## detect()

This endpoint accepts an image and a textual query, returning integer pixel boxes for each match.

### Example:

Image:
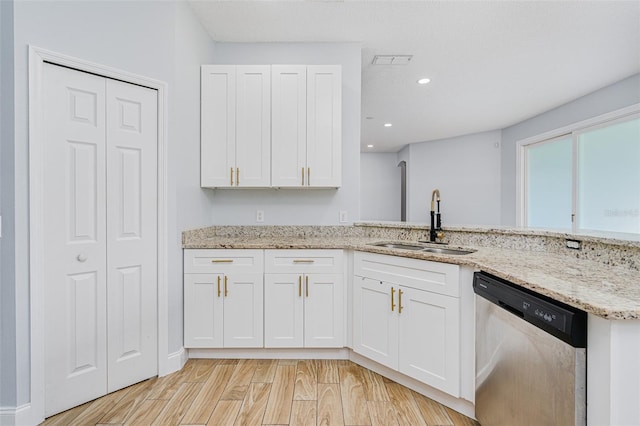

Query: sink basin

[370,242,475,255]
[372,242,426,251]
[420,247,476,255]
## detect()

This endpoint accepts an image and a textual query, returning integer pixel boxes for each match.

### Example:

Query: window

[520,108,640,237]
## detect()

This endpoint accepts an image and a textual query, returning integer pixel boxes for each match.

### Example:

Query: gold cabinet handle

[305,275,309,297]
[298,276,302,297]
[398,289,404,314]
[211,259,234,263]
[302,167,305,186]
[236,167,240,186]
[217,276,221,298]
[391,287,396,312]
[307,167,310,186]
[230,167,234,186]
[293,259,315,264]
[224,275,228,297]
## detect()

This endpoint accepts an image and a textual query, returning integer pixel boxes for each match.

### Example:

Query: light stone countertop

[183,233,640,320]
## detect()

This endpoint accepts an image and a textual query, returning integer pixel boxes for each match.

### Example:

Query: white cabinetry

[264,250,344,348]
[353,252,461,397]
[271,65,342,188]
[201,65,271,188]
[184,250,264,348]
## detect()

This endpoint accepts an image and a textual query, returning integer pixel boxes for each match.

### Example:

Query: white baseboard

[188,347,350,360]
[0,404,35,426]
[164,347,188,377]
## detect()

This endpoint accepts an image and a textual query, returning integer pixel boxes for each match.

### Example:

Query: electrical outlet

[256,210,264,223]
[339,210,348,223]
[566,239,581,250]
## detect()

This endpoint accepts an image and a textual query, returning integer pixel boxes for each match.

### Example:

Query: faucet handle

[436,231,445,241]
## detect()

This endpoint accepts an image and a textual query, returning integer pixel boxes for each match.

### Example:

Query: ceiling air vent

[372,55,413,65]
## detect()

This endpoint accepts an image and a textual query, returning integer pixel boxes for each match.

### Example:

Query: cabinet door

[352,276,398,369]
[398,287,460,397]
[201,65,235,188]
[271,66,307,187]
[306,65,341,187]
[236,65,271,187]
[304,274,344,348]
[184,274,224,348]
[264,274,304,348]
[223,273,264,347]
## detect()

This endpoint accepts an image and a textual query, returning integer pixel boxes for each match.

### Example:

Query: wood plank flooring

[42,359,478,426]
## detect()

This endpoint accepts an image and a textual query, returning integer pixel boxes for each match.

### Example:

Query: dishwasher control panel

[473,272,587,348]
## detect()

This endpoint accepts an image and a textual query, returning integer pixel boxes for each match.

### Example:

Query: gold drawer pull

[298,276,302,297]
[293,259,315,264]
[211,259,234,263]
[217,276,221,298]
[302,167,305,186]
[305,276,309,297]
[230,167,234,186]
[236,168,240,186]
[398,289,404,314]
[224,275,228,297]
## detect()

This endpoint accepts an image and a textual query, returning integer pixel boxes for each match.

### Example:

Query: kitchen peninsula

[183,222,640,424]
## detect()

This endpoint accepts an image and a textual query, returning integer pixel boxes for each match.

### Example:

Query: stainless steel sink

[370,242,475,255]
[420,247,475,255]
[372,242,426,251]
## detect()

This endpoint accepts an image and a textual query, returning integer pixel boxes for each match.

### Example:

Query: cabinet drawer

[184,249,264,274]
[265,249,343,273]
[354,251,460,297]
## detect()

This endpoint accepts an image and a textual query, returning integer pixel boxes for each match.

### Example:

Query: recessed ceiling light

[384,123,393,127]
[367,144,374,148]
[366,116,374,120]
[417,78,431,85]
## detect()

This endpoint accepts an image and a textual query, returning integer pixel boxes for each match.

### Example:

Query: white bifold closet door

[43,63,158,417]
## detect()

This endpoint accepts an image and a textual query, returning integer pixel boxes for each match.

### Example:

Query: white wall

[360,153,401,221]
[7,0,215,410]
[0,0,17,409]
[407,130,502,225]
[501,73,640,226]
[205,42,361,225]
[168,1,217,364]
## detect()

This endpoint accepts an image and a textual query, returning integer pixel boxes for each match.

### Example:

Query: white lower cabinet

[264,250,344,348]
[353,251,461,397]
[352,277,398,366]
[397,286,460,396]
[184,250,264,348]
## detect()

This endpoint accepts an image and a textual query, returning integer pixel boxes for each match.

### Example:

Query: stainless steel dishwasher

[474,272,587,426]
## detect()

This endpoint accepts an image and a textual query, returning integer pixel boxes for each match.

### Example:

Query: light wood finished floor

[42,359,479,426]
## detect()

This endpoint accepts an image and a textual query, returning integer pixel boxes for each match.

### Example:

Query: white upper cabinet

[305,65,342,188]
[201,65,271,188]
[271,65,307,187]
[202,64,341,189]
[271,65,342,188]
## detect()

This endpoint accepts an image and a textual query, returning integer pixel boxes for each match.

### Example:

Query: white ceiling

[188,0,640,152]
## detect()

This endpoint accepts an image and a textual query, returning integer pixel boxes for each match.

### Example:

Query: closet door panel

[106,79,158,392]
[43,63,108,416]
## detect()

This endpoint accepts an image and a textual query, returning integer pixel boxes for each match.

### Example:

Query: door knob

[76,254,87,262]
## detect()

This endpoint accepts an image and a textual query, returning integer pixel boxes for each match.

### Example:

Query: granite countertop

[183,234,640,320]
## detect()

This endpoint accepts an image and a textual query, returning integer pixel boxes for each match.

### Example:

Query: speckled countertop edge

[183,234,640,320]
[355,221,640,248]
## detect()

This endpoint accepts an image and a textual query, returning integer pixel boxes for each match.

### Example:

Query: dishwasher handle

[498,300,525,318]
